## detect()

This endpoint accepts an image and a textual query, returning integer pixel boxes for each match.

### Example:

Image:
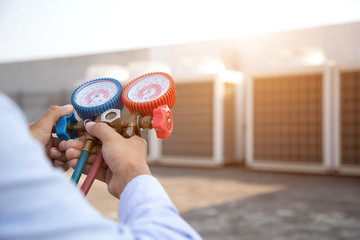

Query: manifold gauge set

[53,72,177,195]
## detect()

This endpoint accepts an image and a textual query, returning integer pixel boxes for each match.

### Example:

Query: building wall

[0,49,149,121]
[0,21,359,132]
[149,21,360,76]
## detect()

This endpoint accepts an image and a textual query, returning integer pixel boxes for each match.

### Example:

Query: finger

[65,148,82,161]
[53,160,70,171]
[38,105,74,130]
[49,147,67,160]
[85,122,120,143]
[59,139,101,154]
[68,151,107,168]
[69,158,78,169]
[59,139,84,152]
[65,145,102,162]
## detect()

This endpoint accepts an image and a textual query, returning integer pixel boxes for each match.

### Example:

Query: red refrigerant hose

[80,151,104,196]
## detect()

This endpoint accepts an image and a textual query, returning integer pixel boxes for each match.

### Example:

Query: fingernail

[62,104,73,110]
[50,148,61,158]
[86,121,96,128]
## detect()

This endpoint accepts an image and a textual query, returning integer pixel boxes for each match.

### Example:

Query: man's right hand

[59,122,151,199]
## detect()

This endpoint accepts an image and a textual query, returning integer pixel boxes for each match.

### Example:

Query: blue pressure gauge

[71,78,124,120]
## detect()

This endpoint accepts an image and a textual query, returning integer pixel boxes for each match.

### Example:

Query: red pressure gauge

[122,72,176,116]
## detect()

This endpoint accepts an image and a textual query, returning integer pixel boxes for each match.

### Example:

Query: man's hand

[59,122,151,198]
[29,105,74,170]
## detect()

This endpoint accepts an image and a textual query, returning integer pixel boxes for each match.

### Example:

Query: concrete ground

[82,165,360,240]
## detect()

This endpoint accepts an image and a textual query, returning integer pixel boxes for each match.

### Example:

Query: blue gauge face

[127,73,170,102]
[71,78,124,120]
[74,80,119,107]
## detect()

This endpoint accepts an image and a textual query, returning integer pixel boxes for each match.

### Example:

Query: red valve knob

[153,105,173,139]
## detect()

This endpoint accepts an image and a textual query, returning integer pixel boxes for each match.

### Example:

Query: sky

[0,0,360,63]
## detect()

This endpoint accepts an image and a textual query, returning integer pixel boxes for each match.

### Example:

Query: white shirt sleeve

[0,93,201,240]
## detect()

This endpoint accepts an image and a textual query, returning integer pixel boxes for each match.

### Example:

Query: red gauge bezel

[122,72,176,116]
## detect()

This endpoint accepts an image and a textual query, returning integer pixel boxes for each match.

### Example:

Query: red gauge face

[136,83,162,101]
[122,72,176,116]
[126,74,170,103]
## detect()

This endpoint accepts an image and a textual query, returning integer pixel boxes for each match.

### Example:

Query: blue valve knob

[56,112,79,141]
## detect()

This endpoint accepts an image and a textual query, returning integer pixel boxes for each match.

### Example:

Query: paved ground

[83,165,360,240]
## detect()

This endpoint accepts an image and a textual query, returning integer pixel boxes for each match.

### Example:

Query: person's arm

[0,93,201,240]
[62,120,202,239]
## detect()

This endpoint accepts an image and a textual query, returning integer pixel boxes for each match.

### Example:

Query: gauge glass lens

[75,80,118,107]
[127,74,170,102]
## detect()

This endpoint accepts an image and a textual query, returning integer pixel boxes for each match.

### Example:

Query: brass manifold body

[67,109,154,139]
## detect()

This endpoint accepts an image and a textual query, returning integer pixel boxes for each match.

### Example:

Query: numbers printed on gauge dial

[127,74,170,102]
[75,80,119,107]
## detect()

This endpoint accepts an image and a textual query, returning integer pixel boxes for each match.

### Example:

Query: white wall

[149,22,360,76]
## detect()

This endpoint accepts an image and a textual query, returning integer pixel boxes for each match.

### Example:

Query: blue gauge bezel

[71,77,124,120]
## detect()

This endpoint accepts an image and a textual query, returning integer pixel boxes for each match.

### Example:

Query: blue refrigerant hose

[71,150,90,184]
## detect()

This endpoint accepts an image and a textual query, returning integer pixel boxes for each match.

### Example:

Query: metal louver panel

[253,74,323,163]
[163,81,214,158]
[340,71,360,165]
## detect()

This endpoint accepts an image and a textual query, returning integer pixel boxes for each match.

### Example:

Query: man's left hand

[29,105,74,170]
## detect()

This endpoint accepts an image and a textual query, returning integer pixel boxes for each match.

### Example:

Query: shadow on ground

[150,165,360,240]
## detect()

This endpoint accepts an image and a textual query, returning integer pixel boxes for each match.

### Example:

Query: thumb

[38,104,74,128]
[85,121,119,143]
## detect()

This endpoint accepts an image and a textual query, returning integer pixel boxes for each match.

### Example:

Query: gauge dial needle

[89,93,100,104]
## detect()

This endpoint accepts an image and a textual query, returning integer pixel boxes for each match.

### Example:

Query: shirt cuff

[118,174,177,223]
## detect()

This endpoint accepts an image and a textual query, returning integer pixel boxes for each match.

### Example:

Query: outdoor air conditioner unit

[245,64,335,173]
[333,66,360,175]
[147,70,245,167]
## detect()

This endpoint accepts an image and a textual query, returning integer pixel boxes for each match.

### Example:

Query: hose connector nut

[100,109,122,126]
